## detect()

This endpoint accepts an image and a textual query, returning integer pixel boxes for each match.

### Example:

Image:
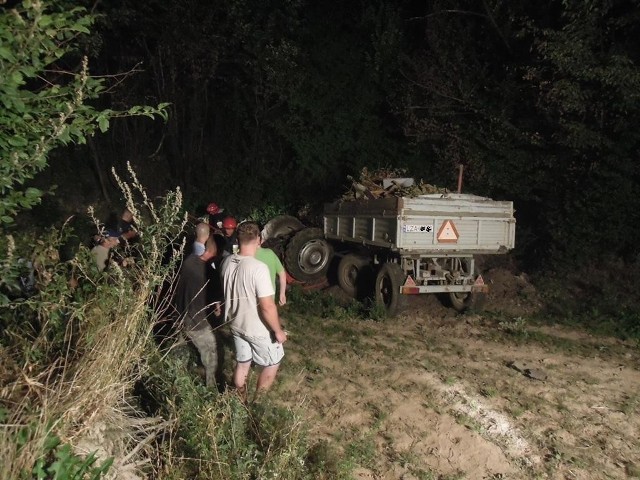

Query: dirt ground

[273,268,640,479]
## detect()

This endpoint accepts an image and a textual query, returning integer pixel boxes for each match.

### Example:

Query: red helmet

[206,202,220,215]
[222,217,237,229]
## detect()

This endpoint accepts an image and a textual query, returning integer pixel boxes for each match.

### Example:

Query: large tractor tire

[261,215,306,241]
[337,253,371,297]
[284,228,333,282]
[374,263,406,316]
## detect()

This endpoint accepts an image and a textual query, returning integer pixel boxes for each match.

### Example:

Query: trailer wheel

[440,257,486,312]
[337,254,370,297]
[284,228,333,282]
[448,291,472,312]
[374,263,405,316]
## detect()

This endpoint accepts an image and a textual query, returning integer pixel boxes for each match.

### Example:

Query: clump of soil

[482,267,542,316]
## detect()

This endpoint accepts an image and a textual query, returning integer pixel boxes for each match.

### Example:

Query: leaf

[74,451,98,477]
[32,459,47,480]
[98,116,109,133]
[25,187,42,199]
[43,434,61,452]
[0,46,15,61]
[39,15,52,27]
[10,70,23,84]
[8,136,28,147]
[72,24,90,34]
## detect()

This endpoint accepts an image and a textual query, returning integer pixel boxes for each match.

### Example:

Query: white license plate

[403,224,433,233]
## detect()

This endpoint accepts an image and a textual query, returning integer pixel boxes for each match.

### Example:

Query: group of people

[90,202,288,400]
[174,205,288,401]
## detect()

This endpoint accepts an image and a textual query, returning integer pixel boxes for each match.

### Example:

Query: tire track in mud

[277,304,640,479]
[280,319,534,478]
[393,314,640,480]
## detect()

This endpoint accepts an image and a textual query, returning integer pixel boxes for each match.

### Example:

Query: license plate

[403,224,433,233]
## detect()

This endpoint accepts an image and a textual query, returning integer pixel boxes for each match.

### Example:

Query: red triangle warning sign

[474,275,485,286]
[437,220,459,243]
[403,275,416,286]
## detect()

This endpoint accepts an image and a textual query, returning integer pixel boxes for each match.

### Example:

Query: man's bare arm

[277,271,287,306]
[258,296,287,343]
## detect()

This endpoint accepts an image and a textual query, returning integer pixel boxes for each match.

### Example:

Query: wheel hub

[299,241,329,273]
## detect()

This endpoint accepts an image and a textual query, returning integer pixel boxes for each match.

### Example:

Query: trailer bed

[324,194,515,255]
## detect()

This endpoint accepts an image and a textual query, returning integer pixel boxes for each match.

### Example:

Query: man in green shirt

[255,242,287,306]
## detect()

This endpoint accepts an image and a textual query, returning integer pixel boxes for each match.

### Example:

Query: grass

[453,412,484,434]
[534,265,640,343]
[207,264,640,478]
[482,311,628,358]
[479,385,498,398]
[392,448,439,480]
[345,433,378,468]
[444,376,458,386]
[620,393,640,415]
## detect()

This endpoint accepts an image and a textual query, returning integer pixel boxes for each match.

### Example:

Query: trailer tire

[284,228,333,282]
[374,263,405,316]
[448,289,488,312]
[448,291,472,312]
[337,254,370,297]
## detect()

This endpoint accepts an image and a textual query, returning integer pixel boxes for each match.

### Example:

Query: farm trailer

[263,193,515,314]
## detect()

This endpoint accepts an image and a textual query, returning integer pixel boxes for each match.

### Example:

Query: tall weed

[0,166,186,479]
[1,165,343,480]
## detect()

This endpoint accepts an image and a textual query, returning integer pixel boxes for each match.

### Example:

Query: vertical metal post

[457,164,464,193]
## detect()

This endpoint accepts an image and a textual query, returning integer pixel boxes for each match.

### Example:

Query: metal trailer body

[323,194,515,304]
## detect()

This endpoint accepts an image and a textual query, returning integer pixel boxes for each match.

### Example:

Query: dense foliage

[0,0,167,227]
[0,0,168,302]
[398,0,640,263]
[76,0,640,266]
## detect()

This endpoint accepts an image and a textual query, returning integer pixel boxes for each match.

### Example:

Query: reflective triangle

[437,220,459,243]
[404,275,416,286]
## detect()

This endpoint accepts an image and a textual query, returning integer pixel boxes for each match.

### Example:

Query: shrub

[0,171,186,479]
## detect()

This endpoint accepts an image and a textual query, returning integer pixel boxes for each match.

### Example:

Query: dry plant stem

[1,174,187,480]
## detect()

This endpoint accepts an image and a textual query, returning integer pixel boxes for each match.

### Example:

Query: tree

[0,0,167,301]
[0,0,168,225]
[396,0,640,264]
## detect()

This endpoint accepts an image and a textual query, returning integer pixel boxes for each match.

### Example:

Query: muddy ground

[271,269,640,479]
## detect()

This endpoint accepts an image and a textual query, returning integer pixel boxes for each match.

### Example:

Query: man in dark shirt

[221,216,239,256]
[173,237,220,388]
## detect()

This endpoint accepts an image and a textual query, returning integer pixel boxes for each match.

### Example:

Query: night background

[10,0,640,265]
[2,1,640,479]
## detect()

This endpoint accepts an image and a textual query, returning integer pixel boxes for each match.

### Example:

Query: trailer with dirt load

[263,191,516,315]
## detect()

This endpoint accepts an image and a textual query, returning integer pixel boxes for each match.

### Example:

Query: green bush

[537,259,640,342]
[0,174,187,479]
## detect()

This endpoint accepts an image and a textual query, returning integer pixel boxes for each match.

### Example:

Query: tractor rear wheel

[284,228,333,282]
